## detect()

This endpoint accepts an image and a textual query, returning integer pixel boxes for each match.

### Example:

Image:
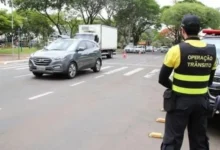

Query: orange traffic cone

[123,51,127,58]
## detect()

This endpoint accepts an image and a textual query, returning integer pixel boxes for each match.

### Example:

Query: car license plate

[36,66,46,71]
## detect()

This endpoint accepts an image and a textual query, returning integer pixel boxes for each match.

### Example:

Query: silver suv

[29,38,102,79]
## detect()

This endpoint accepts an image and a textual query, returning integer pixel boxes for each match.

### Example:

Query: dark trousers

[161,95,210,150]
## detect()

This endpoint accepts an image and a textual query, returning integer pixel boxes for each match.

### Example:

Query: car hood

[32,50,69,58]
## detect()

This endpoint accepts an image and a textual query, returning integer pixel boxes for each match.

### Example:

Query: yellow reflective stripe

[172,85,208,94]
[173,73,210,82]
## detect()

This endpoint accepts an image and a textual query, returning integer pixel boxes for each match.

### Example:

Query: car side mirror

[77,46,85,51]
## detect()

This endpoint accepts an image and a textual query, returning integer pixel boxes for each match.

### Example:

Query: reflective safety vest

[172,42,216,95]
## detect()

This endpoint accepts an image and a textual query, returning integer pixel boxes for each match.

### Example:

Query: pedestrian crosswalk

[0,63,28,70]
[0,63,161,79]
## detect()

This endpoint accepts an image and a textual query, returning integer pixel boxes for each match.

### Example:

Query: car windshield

[202,38,220,58]
[45,39,77,51]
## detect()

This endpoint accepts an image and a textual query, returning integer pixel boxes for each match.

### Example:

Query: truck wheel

[66,62,77,79]
[33,72,43,77]
[92,59,101,72]
[107,52,113,58]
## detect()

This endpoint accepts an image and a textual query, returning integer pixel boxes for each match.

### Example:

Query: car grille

[33,58,51,66]
[213,76,220,83]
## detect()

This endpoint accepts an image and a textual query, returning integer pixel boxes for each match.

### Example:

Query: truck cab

[74,33,99,43]
[74,24,118,59]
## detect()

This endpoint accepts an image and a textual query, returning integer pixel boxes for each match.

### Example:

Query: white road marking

[0,108,2,111]
[101,66,112,70]
[16,67,29,70]
[124,68,144,76]
[14,74,32,78]
[104,67,128,75]
[154,56,161,59]
[28,91,54,100]
[144,69,160,78]
[70,81,85,87]
[1,65,28,70]
[95,75,104,79]
[104,62,160,67]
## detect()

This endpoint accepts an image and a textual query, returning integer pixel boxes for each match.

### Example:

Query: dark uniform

[159,15,217,150]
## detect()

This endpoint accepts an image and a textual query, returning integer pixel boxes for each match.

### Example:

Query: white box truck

[74,24,118,58]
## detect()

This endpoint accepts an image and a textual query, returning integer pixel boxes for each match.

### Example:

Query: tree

[0,10,11,34]
[161,2,220,44]
[0,0,6,4]
[59,10,81,38]
[98,0,123,26]
[17,10,54,40]
[73,0,105,24]
[14,0,71,35]
[114,0,160,45]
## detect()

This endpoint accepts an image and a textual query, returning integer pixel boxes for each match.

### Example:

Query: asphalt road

[0,52,220,150]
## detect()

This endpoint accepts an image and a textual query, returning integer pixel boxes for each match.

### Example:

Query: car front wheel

[92,59,101,72]
[66,62,77,79]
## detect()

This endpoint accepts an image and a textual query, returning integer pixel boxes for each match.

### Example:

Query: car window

[86,41,95,49]
[78,41,87,49]
[203,38,220,58]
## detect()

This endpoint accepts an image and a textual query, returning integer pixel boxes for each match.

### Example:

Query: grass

[0,47,38,55]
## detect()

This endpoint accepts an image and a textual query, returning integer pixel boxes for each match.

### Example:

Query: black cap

[181,14,200,28]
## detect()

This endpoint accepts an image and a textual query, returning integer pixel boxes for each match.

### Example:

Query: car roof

[58,38,96,43]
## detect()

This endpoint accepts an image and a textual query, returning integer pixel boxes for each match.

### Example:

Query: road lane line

[70,81,85,87]
[101,66,113,70]
[144,69,160,78]
[1,65,28,70]
[104,67,128,75]
[16,67,29,70]
[14,74,32,78]
[95,75,104,79]
[28,91,54,100]
[104,62,160,67]
[124,68,144,76]
[0,108,2,111]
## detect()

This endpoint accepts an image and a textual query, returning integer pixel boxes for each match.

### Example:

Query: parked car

[134,45,145,53]
[201,29,220,116]
[146,46,154,52]
[124,45,134,53]
[160,46,169,53]
[29,38,102,79]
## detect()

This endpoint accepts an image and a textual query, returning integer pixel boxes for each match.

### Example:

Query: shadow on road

[208,116,220,136]
[30,69,99,81]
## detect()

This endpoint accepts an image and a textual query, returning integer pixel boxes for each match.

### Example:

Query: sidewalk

[0,54,30,64]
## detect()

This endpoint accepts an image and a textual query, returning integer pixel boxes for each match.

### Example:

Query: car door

[86,41,98,68]
[76,41,89,69]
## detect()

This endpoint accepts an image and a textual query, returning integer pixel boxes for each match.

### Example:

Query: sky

[1,0,220,11]
[155,0,220,8]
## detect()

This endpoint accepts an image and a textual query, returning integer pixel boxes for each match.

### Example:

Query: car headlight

[29,53,34,59]
[54,56,67,61]
[54,57,63,61]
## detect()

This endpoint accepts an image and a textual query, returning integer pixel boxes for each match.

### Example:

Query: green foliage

[14,0,71,34]
[161,2,220,43]
[114,0,160,45]
[0,9,23,35]
[161,3,220,28]
[73,0,105,24]
[17,10,54,38]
